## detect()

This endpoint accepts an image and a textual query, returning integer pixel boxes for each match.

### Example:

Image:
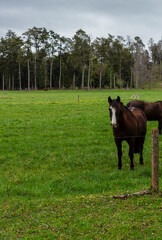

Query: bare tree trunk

[160,60,162,81]
[119,61,121,88]
[59,54,61,89]
[110,71,112,89]
[18,62,22,90]
[140,77,143,89]
[44,57,48,90]
[2,74,5,91]
[140,65,143,89]
[135,70,139,89]
[114,74,116,89]
[149,70,151,89]
[153,63,156,83]
[99,61,102,90]
[12,75,14,90]
[9,75,11,90]
[81,64,85,90]
[72,71,76,90]
[50,59,53,89]
[136,77,138,89]
[87,58,91,91]
[27,59,30,91]
[130,67,133,88]
[34,56,37,90]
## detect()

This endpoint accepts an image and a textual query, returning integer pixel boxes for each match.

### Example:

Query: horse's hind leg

[139,137,145,165]
[128,139,135,170]
[158,119,162,134]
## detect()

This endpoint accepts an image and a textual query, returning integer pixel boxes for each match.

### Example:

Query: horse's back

[126,100,145,110]
[127,100,162,121]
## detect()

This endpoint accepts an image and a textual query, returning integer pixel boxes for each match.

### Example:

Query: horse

[108,96,147,170]
[126,100,162,134]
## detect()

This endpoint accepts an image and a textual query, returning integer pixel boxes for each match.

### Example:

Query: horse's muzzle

[111,123,118,128]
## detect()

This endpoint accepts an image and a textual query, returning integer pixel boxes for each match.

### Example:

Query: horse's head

[108,96,121,128]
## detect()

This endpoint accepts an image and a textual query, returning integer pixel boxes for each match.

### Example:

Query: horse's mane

[121,102,129,110]
[120,101,136,115]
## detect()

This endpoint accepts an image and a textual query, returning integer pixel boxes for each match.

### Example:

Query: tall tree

[17,43,25,90]
[93,37,107,90]
[133,36,145,89]
[87,37,92,91]
[73,29,90,89]
[49,31,59,89]
[23,31,33,90]
[1,30,23,90]
[0,37,7,89]
[58,36,66,89]
[39,28,50,90]
[26,27,43,90]
[114,36,125,88]
[126,36,134,88]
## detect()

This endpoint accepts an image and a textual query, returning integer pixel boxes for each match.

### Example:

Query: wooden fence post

[152,129,159,192]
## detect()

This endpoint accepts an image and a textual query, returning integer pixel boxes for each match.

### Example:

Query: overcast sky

[0,0,162,46]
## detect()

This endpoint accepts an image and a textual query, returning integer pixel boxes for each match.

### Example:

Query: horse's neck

[118,106,130,127]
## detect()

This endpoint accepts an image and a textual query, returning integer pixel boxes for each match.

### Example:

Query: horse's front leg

[128,139,135,170]
[115,139,122,170]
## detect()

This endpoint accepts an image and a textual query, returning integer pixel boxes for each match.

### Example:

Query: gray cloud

[0,0,162,45]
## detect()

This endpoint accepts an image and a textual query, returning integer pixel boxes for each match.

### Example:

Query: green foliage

[1,28,156,90]
[0,90,161,239]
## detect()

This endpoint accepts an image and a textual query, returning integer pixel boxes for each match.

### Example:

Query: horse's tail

[134,138,140,153]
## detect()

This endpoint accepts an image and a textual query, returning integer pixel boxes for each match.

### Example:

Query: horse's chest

[113,125,135,138]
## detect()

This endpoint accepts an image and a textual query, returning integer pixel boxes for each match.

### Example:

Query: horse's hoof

[140,162,144,165]
[130,167,134,171]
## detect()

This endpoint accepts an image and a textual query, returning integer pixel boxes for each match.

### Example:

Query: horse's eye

[109,108,111,111]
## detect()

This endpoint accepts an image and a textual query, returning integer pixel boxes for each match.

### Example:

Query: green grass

[0,89,161,239]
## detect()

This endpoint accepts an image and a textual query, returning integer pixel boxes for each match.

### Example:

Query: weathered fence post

[151,129,159,192]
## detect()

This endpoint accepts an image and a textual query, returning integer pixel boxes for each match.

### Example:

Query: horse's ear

[117,96,121,103]
[108,96,112,104]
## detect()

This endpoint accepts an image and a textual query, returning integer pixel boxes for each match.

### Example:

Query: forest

[0,27,162,90]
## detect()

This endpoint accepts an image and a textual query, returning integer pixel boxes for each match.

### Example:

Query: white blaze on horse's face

[110,106,117,126]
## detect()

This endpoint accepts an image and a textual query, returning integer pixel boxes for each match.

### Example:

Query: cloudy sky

[0,0,161,45]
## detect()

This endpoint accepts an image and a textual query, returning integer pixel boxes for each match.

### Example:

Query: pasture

[0,89,161,239]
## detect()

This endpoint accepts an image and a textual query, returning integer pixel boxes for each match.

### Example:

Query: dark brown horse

[108,96,147,170]
[126,100,162,134]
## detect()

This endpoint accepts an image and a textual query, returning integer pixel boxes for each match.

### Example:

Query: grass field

[0,89,161,239]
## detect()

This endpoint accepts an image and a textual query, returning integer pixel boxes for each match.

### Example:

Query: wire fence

[0,131,161,155]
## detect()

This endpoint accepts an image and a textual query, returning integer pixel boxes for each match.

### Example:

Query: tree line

[0,27,162,90]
